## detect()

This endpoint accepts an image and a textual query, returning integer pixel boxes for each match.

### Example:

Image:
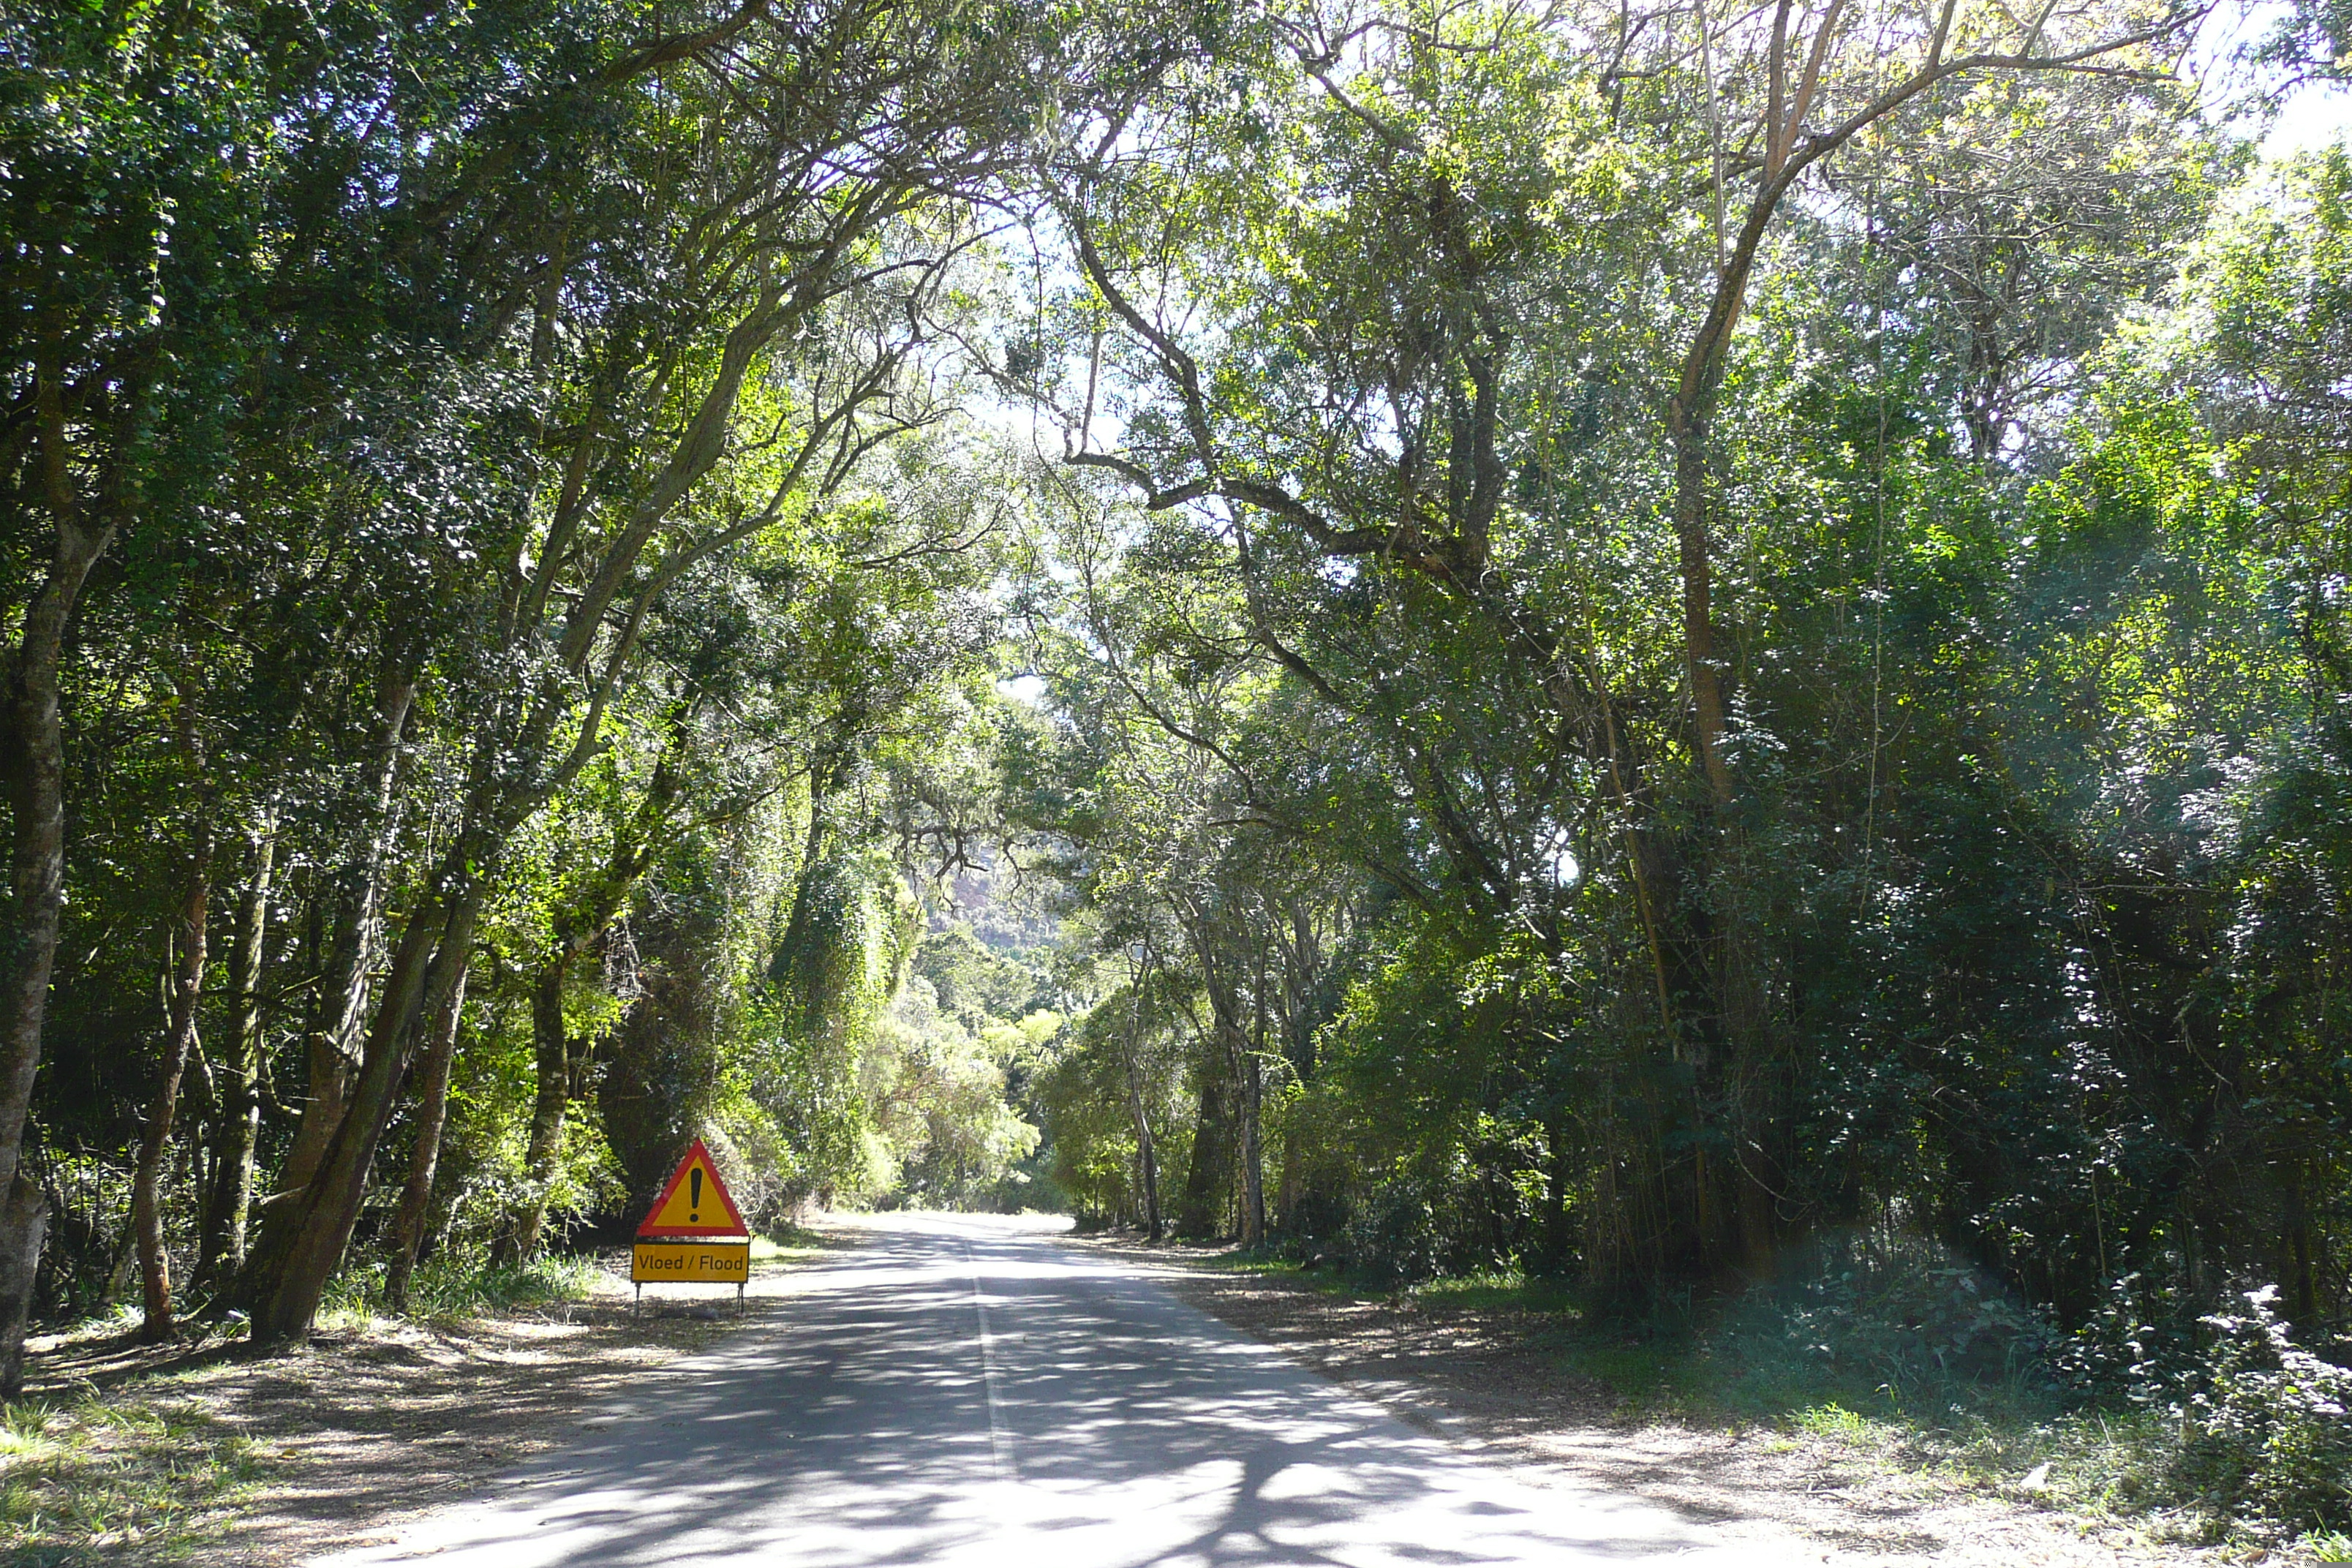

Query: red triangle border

[636,1137,750,1237]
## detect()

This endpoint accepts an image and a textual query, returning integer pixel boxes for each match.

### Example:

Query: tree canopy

[3,0,2347,1537]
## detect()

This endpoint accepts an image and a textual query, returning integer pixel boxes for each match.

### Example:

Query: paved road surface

[317,1215,1778,1567]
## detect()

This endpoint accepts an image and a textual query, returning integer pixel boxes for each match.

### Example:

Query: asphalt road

[317,1214,1774,1567]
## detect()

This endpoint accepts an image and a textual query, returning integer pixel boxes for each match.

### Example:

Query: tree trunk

[1670,407,1735,810]
[498,956,575,1267]
[268,676,412,1207]
[236,239,771,1342]
[241,609,660,1341]
[278,938,363,1204]
[1198,946,1263,1246]
[241,877,483,1345]
[1115,968,1164,1242]
[1670,287,1778,1287]
[0,1180,45,1390]
[1240,960,1269,1247]
[198,830,274,1288]
[1176,1069,1232,1240]
[135,835,214,1343]
[0,444,119,1390]
[1124,1060,1162,1243]
[385,966,470,1311]
[1540,1109,1578,1277]
[1130,1082,1162,1241]
[1237,1041,1265,1247]
[1276,1120,1300,1240]
[500,732,680,1267]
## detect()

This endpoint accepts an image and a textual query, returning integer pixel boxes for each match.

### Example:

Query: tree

[1022,0,2213,1291]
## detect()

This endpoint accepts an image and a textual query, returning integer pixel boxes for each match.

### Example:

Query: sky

[2266,83,2352,153]
[2193,0,2352,155]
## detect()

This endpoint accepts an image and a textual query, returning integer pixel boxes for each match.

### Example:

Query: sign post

[631,1139,751,1314]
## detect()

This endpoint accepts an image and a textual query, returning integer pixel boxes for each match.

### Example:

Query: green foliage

[1002,1,2347,1544]
[864,979,1048,1206]
[11,0,2352,1543]
[1036,976,1193,1227]
[1698,1235,2061,1414]
[0,1393,264,1561]
[753,841,921,1205]
[330,1250,600,1323]
[913,930,1049,1033]
[2171,1289,2352,1533]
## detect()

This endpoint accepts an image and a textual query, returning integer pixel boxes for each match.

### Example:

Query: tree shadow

[307,1221,1725,1567]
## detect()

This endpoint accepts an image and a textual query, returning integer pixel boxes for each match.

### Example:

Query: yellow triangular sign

[637,1139,747,1237]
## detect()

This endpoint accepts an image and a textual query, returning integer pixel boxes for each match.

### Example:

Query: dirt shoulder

[1067,1232,2269,1568]
[6,1235,851,1566]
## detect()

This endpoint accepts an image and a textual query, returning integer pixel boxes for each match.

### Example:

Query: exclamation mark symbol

[690,1168,702,1224]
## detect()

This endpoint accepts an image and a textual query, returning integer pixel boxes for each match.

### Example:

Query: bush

[2171,1286,2352,1534]
[1703,1230,2059,1413]
[1339,1170,1447,1287]
[325,1249,600,1321]
[2057,1268,2198,1400]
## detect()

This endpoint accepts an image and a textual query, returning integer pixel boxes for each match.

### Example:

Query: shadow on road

[322,1216,1724,1567]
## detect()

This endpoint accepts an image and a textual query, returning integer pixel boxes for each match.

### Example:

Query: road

[317,1214,1779,1567]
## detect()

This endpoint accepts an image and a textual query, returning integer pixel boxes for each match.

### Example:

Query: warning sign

[636,1139,748,1238]
[631,1240,750,1283]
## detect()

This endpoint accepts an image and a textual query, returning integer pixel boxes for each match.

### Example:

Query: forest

[4,0,2350,1542]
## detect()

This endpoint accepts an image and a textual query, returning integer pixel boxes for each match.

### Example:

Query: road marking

[965,1240,1015,1481]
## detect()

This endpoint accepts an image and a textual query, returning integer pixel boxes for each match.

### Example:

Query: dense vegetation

[4,0,2348,1543]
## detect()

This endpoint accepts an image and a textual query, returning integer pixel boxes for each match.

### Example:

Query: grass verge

[0,1387,265,1564]
[0,1239,760,1564]
[757,1221,852,1256]
[317,1251,603,1329]
[1223,1252,2346,1561]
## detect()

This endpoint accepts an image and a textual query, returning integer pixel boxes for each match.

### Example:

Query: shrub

[2057,1268,2198,1400]
[326,1248,600,1322]
[1340,1169,1447,1287]
[1704,1230,2059,1413]
[2171,1286,2352,1534]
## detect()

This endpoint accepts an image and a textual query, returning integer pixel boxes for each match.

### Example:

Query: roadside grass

[0,1390,266,1564]
[758,1220,853,1256]
[1407,1268,1581,1315]
[1195,1250,1365,1297]
[1216,1249,2352,1557]
[0,1255,600,1563]
[1,1223,865,1564]
[318,1250,602,1330]
[5,1243,704,1563]
[1441,1275,2228,1543]
[1545,1310,2192,1524]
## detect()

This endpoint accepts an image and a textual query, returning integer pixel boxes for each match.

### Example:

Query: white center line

[965,1240,1015,1481]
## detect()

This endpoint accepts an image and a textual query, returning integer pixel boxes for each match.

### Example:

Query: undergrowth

[758,1221,849,1254]
[1262,1231,2352,1556]
[320,1249,601,1326]
[4,1231,825,1562]
[1199,1248,1361,1297]
[0,1393,265,1564]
